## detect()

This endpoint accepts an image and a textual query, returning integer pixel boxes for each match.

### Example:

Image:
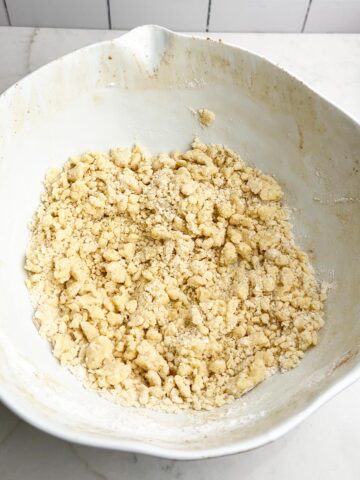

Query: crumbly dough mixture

[25,139,326,411]
[197,108,216,127]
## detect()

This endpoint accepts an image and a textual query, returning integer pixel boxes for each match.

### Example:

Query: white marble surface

[0,27,360,479]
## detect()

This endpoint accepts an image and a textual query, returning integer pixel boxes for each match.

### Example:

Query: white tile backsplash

[6,0,109,29]
[305,0,360,32]
[109,0,208,31]
[209,0,309,32]
[1,0,359,32]
[0,1,9,25]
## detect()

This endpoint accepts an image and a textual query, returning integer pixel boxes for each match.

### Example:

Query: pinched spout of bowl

[115,25,174,74]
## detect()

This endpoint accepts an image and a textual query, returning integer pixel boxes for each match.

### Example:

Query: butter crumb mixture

[25,140,326,411]
[197,108,216,127]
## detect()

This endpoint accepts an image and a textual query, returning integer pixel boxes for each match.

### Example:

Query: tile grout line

[301,0,313,33]
[206,0,212,32]
[2,0,10,26]
[107,0,112,29]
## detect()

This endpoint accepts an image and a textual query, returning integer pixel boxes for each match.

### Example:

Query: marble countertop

[1,27,360,480]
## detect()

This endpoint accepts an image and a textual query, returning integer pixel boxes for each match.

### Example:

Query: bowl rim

[1,368,359,459]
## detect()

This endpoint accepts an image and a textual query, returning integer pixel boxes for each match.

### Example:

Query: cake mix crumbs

[25,139,326,411]
[197,108,215,127]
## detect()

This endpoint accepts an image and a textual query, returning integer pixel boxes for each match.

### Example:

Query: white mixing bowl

[0,25,359,459]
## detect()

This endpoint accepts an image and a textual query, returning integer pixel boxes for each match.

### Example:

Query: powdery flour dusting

[25,139,326,411]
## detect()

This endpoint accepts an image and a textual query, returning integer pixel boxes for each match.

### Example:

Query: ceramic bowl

[0,25,360,459]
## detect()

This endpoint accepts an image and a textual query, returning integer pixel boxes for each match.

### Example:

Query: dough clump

[25,139,326,411]
[197,108,215,127]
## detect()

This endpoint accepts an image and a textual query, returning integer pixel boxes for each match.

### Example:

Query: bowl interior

[0,26,360,458]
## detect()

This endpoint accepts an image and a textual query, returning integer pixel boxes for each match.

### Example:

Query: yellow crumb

[197,108,215,127]
[25,139,325,411]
